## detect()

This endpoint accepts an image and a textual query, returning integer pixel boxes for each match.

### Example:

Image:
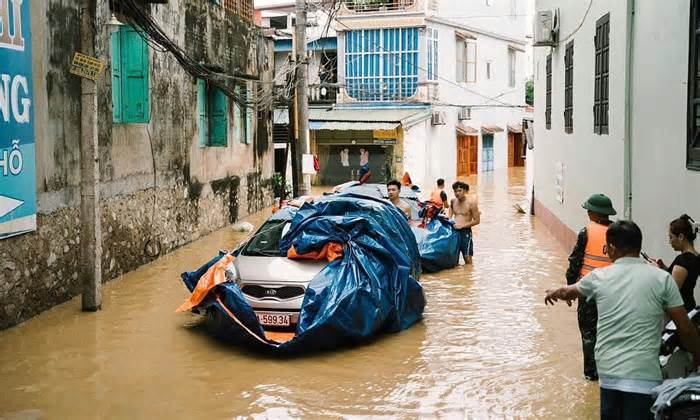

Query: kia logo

[265,289,277,296]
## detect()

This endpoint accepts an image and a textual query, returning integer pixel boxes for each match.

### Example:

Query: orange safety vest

[429,188,445,207]
[579,222,612,278]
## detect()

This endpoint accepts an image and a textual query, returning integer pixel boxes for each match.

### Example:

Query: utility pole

[80,0,102,311]
[287,71,300,197]
[295,0,311,196]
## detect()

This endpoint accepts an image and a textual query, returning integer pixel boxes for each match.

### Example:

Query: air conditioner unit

[533,9,559,47]
[431,111,446,126]
[458,106,471,121]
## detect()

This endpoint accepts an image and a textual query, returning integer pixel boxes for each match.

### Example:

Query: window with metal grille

[594,13,609,135]
[545,53,551,130]
[427,28,439,81]
[564,40,574,134]
[345,28,419,101]
[688,0,700,169]
[223,0,253,22]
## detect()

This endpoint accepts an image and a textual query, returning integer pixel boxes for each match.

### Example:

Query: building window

[345,28,419,101]
[688,0,700,169]
[486,61,491,80]
[594,13,610,134]
[427,28,439,81]
[111,26,150,124]
[486,0,492,6]
[456,34,477,83]
[198,79,228,147]
[508,48,516,87]
[222,0,254,22]
[564,40,574,133]
[545,53,551,130]
[234,82,254,144]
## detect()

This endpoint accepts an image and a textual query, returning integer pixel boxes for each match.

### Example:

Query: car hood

[234,255,326,283]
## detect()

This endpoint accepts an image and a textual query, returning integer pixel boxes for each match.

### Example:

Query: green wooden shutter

[234,84,242,143]
[198,79,208,147]
[121,27,149,123]
[209,87,228,147]
[111,30,123,123]
[245,85,254,144]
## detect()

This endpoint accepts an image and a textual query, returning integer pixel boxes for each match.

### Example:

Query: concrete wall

[0,0,274,329]
[533,0,627,240]
[630,1,700,262]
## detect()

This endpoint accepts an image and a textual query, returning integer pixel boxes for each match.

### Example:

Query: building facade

[533,0,700,262]
[0,0,275,329]
[329,0,529,189]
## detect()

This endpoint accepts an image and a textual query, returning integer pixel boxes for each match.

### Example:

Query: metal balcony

[344,0,416,13]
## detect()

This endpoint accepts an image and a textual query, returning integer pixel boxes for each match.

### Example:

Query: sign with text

[0,0,37,239]
[373,128,399,139]
[70,52,105,81]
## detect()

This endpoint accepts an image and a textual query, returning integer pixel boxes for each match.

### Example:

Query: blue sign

[0,0,36,239]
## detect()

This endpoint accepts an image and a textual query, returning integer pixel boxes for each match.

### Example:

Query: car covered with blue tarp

[178,193,426,353]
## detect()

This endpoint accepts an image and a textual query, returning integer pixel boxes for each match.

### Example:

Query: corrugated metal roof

[309,108,431,126]
[309,121,399,131]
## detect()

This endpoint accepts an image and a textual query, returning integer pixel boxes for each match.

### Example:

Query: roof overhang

[456,123,478,135]
[481,125,504,134]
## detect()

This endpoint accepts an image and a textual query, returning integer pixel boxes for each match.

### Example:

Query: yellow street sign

[69,52,105,81]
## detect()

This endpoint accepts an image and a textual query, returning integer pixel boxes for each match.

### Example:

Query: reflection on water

[0,168,598,418]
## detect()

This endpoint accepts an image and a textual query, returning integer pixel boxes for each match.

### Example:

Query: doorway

[508,132,525,167]
[457,135,479,176]
[482,134,494,172]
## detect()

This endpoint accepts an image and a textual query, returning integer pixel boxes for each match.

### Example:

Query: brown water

[0,168,598,419]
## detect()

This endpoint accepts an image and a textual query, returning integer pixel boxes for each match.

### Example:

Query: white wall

[533,0,627,232]
[630,1,700,261]
[436,0,528,42]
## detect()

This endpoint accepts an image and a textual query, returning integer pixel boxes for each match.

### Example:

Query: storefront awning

[481,125,504,134]
[507,123,522,133]
[309,107,432,131]
[309,121,399,131]
[456,123,478,135]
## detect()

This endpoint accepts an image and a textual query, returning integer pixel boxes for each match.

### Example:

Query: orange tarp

[175,254,235,313]
[287,242,344,262]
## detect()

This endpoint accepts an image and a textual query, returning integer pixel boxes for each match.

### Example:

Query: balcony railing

[344,0,416,12]
[309,84,338,104]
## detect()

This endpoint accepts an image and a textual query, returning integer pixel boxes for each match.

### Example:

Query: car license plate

[256,312,291,327]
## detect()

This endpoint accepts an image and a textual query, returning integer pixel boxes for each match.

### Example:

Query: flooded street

[0,168,598,419]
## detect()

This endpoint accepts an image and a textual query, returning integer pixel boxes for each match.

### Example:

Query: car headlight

[223,262,240,287]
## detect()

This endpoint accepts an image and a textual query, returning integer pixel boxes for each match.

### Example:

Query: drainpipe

[623,0,635,220]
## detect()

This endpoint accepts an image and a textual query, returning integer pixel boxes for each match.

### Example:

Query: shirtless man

[449,181,480,264]
[387,179,412,219]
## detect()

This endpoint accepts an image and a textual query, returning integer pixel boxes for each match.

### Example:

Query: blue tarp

[180,194,425,353]
[412,216,461,273]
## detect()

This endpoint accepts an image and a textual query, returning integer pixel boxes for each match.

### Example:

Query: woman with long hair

[657,214,700,312]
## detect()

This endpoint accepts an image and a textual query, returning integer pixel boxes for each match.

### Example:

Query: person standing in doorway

[449,181,480,264]
[387,179,411,219]
[545,221,700,419]
[429,178,450,211]
[655,214,700,312]
[565,193,617,381]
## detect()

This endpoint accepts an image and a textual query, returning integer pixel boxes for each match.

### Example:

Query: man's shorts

[457,228,473,258]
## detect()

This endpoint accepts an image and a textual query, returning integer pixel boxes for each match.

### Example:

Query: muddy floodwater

[0,169,598,419]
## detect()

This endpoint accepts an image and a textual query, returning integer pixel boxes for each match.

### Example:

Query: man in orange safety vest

[565,193,617,381]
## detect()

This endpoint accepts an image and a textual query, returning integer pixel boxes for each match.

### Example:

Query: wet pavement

[0,168,598,419]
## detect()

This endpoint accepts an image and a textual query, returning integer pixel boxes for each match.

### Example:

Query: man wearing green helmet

[565,193,617,381]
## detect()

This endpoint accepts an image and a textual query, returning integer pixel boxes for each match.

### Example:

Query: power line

[315,4,524,108]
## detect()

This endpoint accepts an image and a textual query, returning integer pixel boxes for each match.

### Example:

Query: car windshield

[241,220,291,257]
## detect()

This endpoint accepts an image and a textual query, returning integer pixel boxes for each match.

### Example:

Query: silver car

[232,208,325,331]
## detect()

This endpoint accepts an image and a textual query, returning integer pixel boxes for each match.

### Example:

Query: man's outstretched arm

[544,285,582,306]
